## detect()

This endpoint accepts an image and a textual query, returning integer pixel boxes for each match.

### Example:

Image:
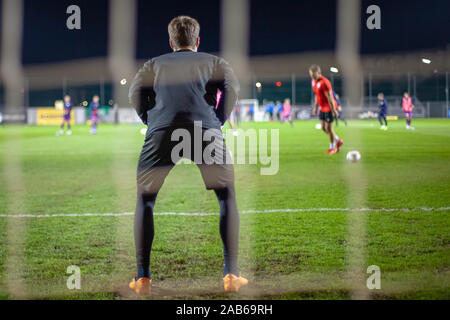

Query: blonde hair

[168,16,200,49]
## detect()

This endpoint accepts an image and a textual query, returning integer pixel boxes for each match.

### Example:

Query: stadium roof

[15,49,450,90]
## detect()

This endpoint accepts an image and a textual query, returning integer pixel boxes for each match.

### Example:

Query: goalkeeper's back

[129,49,239,134]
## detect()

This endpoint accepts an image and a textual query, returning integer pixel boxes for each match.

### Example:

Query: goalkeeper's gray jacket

[129,49,239,133]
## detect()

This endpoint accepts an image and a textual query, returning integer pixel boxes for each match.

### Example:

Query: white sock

[330,142,335,149]
[334,135,339,142]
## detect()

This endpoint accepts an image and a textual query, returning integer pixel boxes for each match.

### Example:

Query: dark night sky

[19,0,450,65]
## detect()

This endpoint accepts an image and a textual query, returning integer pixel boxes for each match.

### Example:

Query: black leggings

[134,186,240,279]
[378,113,387,126]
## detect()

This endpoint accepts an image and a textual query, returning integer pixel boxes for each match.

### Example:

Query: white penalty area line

[0,207,449,218]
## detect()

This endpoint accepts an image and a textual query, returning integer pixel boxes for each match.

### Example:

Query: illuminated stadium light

[330,67,339,73]
[255,82,262,88]
[276,81,282,87]
[422,58,431,64]
[120,78,127,85]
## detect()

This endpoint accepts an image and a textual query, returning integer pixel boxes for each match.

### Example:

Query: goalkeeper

[128,16,247,295]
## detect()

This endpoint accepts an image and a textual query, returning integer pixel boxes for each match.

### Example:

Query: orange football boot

[129,277,152,295]
[223,273,248,292]
[326,148,337,154]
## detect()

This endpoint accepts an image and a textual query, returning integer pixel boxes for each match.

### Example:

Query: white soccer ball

[315,123,322,130]
[346,150,361,163]
[140,128,147,135]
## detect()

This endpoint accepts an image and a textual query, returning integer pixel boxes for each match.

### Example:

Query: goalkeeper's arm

[214,58,240,124]
[129,60,156,125]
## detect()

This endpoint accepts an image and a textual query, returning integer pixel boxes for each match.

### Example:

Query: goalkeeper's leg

[134,188,157,280]
[215,186,239,277]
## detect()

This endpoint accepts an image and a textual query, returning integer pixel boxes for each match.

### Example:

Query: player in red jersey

[309,65,343,154]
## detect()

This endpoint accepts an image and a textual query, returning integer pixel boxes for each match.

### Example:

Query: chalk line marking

[0,207,449,218]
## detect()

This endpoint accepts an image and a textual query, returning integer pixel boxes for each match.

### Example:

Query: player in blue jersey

[377,93,388,130]
[248,104,255,121]
[57,94,73,136]
[89,95,100,134]
[275,100,283,121]
[265,101,274,121]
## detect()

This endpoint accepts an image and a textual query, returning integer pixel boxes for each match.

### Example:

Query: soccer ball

[140,128,147,135]
[346,150,361,163]
[315,123,322,130]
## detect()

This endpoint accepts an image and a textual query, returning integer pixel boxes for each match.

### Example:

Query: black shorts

[319,111,334,123]
[137,125,234,193]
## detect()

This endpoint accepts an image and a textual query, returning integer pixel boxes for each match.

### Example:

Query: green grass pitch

[0,119,449,299]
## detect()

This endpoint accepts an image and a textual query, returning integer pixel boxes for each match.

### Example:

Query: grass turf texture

[0,119,449,299]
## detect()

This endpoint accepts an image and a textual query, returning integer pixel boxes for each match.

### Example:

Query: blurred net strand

[108,0,137,108]
[1,0,25,119]
[337,0,368,300]
[221,0,256,296]
[1,0,28,299]
[108,0,138,279]
[221,0,251,99]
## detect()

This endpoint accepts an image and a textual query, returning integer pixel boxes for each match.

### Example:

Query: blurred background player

[264,100,274,121]
[377,93,388,130]
[248,104,255,121]
[402,92,415,130]
[333,91,347,127]
[233,100,241,127]
[281,98,293,127]
[310,64,343,154]
[275,100,283,121]
[57,94,72,136]
[89,95,100,134]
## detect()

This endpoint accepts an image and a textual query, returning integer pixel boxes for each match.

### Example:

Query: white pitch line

[0,207,449,218]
